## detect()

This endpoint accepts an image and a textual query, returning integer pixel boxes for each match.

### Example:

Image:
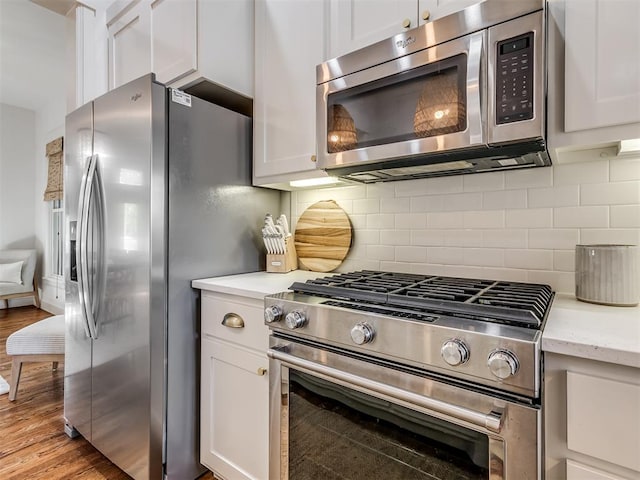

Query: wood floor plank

[0,306,215,480]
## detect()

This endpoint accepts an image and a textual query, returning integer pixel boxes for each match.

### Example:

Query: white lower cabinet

[544,353,640,480]
[201,293,269,480]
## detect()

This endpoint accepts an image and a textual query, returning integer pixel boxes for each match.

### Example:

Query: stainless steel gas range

[264,270,554,480]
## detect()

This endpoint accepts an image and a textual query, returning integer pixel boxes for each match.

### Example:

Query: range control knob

[350,323,375,345]
[285,310,307,330]
[441,339,470,366]
[264,305,284,323]
[488,349,519,379]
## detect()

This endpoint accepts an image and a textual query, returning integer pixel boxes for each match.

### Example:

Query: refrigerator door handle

[91,155,106,338]
[76,155,93,339]
[78,154,98,340]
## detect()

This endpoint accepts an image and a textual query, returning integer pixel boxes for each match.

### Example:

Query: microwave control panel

[496,32,534,125]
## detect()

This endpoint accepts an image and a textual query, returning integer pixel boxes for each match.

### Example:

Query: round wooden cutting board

[294,200,353,272]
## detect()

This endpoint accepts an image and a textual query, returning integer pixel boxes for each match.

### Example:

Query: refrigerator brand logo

[396,36,416,49]
[131,93,142,102]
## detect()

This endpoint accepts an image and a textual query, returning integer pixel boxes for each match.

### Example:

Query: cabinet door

[107,0,152,90]
[567,460,629,480]
[201,338,269,480]
[254,0,327,182]
[150,0,197,84]
[418,0,481,23]
[564,0,640,131]
[328,0,417,59]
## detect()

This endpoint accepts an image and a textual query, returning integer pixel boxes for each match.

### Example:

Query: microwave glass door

[287,369,490,480]
[326,53,467,154]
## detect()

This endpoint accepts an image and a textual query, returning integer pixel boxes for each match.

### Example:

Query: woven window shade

[43,137,64,201]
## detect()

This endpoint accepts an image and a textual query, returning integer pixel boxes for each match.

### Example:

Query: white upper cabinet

[253,0,328,186]
[547,0,640,157]
[328,0,417,59]
[104,0,252,97]
[328,0,481,59]
[150,0,197,85]
[564,0,640,132]
[107,0,152,90]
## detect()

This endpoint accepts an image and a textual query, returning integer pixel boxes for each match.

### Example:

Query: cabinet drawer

[202,294,269,352]
[567,371,640,472]
[567,460,628,480]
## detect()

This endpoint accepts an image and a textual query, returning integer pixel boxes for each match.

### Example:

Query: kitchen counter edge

[542,294,640,368]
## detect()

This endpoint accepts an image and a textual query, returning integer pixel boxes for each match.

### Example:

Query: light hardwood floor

[0,306,215,480]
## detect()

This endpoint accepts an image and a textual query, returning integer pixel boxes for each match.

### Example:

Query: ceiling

[0,0,67,112]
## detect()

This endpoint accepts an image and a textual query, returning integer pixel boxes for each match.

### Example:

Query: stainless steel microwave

[316,0,550,183]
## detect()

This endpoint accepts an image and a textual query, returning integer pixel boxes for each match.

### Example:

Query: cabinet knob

[422,10,431,21]
[402,18,411,29]
[221,312,244,328]
[310,154,317,163]
[257,367,267,376]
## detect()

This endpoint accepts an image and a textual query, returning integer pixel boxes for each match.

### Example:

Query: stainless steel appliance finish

[265,271,554,479]
[316,0,549,183]
[64,74,280,480]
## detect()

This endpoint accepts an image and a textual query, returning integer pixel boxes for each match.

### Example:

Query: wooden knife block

[266,236,298,273]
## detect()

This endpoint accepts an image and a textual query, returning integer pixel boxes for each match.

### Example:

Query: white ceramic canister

[575,244,639,306]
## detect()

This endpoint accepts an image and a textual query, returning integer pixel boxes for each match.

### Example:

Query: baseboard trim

[40,300,64,315]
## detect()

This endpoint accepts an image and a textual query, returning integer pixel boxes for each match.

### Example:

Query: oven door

[269,336,541,480]
[316,31,485,171]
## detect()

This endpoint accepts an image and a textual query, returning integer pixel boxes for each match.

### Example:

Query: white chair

[6,315,65,401]
[0,249,40,308]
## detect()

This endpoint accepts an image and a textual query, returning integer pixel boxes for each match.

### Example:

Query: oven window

[326,54,467,153]
[288,370,489,480]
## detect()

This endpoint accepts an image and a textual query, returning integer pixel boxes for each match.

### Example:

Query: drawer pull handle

[257,367,267,376]
[222,312,245,328]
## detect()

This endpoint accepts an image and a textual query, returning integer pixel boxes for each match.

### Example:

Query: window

[50,199,63,277]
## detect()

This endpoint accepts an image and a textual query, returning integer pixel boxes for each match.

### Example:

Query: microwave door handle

[269,348,503,433]
[466,33,484,145]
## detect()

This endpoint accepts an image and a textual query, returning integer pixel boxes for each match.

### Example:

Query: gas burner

[290,270,554,328]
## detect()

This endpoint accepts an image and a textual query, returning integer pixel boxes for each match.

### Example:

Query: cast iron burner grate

[290,270,554,328]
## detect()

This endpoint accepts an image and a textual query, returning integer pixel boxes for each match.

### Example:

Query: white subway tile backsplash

[482,229,528,248]
[380,229,410,246]
[463,210,504,229]
[483,190,527,210]
[296,163,640,295]
[395,213,427,230]
[554,206,609,228]
[610,205,640,227]
[441,193,483,211]
[463,248,504,267]
[463,171,504,192]
[611,157,640,182]
[380,197,411,213]
[427,212,464,229]
[553,250,575,272]
[528,185,580,208]
[529,229,579,249]
[412,230,445,246]
[427,247,465,265]
[395,246,427,263]
[505,167,552,189]
[506,208,552,228]
[442,229,484,247]
[366,245,395,261]
[353,198,380,214]
[504,249,553,270]
[554,160,609,185]
[580,228,640,245]
[366,214,395,229]
[581,182,640,206]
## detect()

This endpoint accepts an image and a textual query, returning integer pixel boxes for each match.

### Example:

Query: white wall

[292,157,640,295]
[0,103,36,249]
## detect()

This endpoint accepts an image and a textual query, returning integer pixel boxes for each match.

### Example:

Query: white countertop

[192,270,330,300]
[543,294,640,368]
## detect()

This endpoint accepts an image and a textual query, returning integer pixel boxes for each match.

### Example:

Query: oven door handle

[269,348,504,433]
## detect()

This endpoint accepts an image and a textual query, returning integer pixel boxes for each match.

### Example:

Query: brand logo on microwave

[396,36,416,49]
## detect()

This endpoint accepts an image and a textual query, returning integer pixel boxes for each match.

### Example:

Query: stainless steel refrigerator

[63,74,280,479]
